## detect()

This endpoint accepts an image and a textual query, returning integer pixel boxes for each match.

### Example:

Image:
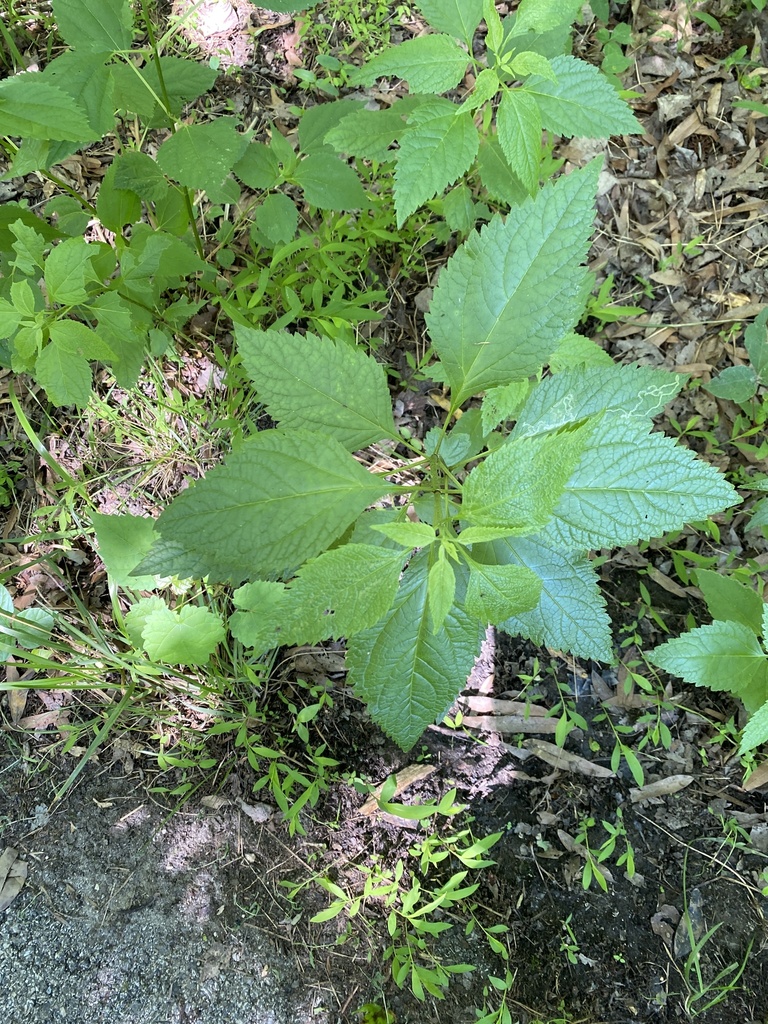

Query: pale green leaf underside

[395,101,479,226]
[426,160,600,404]
[235,325,396,450]
[544,422,739,550]
[348,555,484,750]
[155,429,389,582]
[350,34,470,94]
[513,365,684,440]
[649,620,768,694]
[480,534,613,661]
[526,55,642,137]
[748,497,768,532]
[465,561,541,624]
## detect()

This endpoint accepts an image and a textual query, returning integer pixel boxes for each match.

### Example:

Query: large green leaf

[156,119,248,198]
[511,0,581,34]
[497,88,541,195]
[127,600,225,665]
[298,98,363,154]
[476,136,529,207]
[0,77,98,142]
[462,418,596,536]
[34,341,92,408]
[44,50,115,136]
[695,570,764,636]
[347,555,484,750]
[649,620,768,695]
[394,100,479,226]
[236,326,397,450]
[513,365,684,438]
[52,0,133,51]
[465,561,541,623]
[154,429,389,582]
[325,108,407,162]
[426,160,600,405]
[44,238,99,305]
[92,512,158,589]
[292,152,367,210]
[543,421,739,550]
[481,534,613,660]
[350,34,470,94]
[526,55,641,137]
[740,700,768,754]
[745,308,768,381]
[415,0,484,43]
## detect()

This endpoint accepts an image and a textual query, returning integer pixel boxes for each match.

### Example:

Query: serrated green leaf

[10,219,47,275]
[350,34,470,93]
[87,291,148,387]
[0,204,62,251]
[44,238,98,305]
[497,88,541,195]
[44,50,115,135]
[745,308,768,381]
[347,554,484,750]
[443,184,476,234]
[233,142,282,189]
[457,67,501,114]
[253,193,297,245]
[292,152,367,210]
[476,136,529,207]
[298,98,363,154]
[229,580,288,655]
[428,547,456,631]
[548,332,613,372]
[465,561,541,623]
[0,76,98,142]
[526,54,641,137]
[748,497,768,532]
[45,196,91,237]
[349,509,404,550]
[463,418,596,535]
[285,544,405,642]
[481,381,530,434]
[740,700,768,754]
[113,151,170,203]
[34,340,92,408]
[484,0,504,53]
[235,325,396,449]
[512,0,582,34]
[427,160,600,404]
[154,429,389,582]
[48,319,114,361]
[92,512,159,590]
[97,160,143,232]
[544,421,739,550]
[0,299,22,340]
[696,569,764,635]
[138,603,225,665]
[705,365,758,403]
[111,57,217,124]
[155,119,247,199]
[395,100,479,226]
[415,0,483,42]
[649,620,768,694]
[509,51,557,80]
[325,108,406,162]
[52,0,133,51]
[481,533,613,660]
[119,227,204,303]
[513,365,683,438]
[371,522,437,547]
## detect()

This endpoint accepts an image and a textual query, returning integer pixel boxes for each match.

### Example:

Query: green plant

[649,569,768,755]
[559,914,580,964]
[96,158,740,751]
[572,810,636,891]
[704,308,768,406]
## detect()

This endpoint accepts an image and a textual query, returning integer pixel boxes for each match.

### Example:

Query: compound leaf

[350,34,470,94]
[347,554,484,750]
[649,620,768,695]
[481,533,613,660]
[236,325,397,450]
[526,54,641,137]
[427,160,600,404]
[154,429,389,582]
[395,101,479,226]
